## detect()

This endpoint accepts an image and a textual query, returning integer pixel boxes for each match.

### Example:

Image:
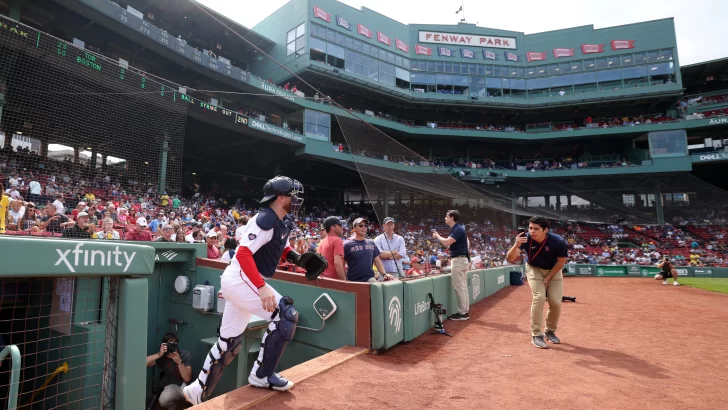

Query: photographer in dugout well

[146,332,192,409]
[656,255,680,286]
[507,216,568,349]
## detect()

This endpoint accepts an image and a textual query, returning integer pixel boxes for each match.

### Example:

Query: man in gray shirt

[374,217,407,279]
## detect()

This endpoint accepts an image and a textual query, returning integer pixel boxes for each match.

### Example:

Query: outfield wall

[565,264,727,278]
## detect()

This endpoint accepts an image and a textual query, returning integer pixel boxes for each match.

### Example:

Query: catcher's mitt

[298,251,328,280]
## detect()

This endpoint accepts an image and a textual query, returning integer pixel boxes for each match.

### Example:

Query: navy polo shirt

[519,232,568,270]
[448,223,468,257]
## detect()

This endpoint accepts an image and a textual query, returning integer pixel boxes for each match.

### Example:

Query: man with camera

[146,332,192,409]
[656,256,680,286]
[507,216,568,349]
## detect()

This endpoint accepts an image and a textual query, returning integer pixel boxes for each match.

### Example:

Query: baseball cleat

[248,372,294,391]
[182,382,203,405]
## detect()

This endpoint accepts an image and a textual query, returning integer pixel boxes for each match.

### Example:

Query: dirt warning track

[254,278,728,410]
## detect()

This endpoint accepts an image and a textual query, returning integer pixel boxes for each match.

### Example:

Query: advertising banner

[627,265,642,276]
[313,6,331,22]
[357,24,372,38]
[415,44,432,56]
[396,39,409,52]
[377,32,391,46]
[526,52,547,62]
[336,15,352,30]
[610,40,635,50]
[581,44,605,54]
[483,50,499,60]
[596,266,627,277]
[461,49,476,59]
[553,48,575,58]
[504,52,520,61]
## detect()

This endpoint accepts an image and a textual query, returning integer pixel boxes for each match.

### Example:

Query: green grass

[674,278,728,295]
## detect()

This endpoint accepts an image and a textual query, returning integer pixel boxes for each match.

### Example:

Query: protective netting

[0,277,115,409]
[0,15,188,206]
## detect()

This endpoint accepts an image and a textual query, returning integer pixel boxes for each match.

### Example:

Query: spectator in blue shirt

[343,217,393,283]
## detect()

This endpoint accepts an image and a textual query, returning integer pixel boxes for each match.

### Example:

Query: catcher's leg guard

[249,296,298,390]
[196,333,243,401]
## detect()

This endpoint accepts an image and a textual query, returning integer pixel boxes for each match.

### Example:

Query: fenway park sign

[418,31,516,49]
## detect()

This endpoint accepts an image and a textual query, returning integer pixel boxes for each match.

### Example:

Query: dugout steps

[193,346,369,410]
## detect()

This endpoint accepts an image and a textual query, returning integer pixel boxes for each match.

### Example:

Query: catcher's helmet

[259,176,304,216]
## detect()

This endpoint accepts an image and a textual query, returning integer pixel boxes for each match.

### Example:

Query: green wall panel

[402,278,435,342]
[380,281,405,349]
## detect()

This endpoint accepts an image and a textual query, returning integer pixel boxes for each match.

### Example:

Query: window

[287,23,306,56]
[304,110,331,141]
[646,50,660,63]
[453,75,469,94]
[402,58,410,69]
[310,24,318,38]
[549,64,560,75]
[660,49,674,61]
[620,54,633,66]
[560,62,571,74]
[570,61,583,73]
[633,52,646,65]
[326,43,345,69]
[395,67,410,89]
[607,56,620,67]
[310,38,327,63]
[648,130,687,158]
[596,57,608,70]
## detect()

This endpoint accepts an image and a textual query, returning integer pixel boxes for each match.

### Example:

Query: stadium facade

[2,0,728,225]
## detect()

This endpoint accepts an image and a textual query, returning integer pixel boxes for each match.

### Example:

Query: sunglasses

[357,224,368,228]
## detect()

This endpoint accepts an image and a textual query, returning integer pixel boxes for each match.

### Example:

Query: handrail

[0,345,21,410]
[25,362,69,407]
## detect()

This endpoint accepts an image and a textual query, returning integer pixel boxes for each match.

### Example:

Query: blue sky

[198,0,727,65]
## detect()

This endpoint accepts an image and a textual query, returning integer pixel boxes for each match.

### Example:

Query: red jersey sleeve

[236,247,265,288]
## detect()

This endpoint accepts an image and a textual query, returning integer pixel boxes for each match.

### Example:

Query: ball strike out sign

[418,31,517,49]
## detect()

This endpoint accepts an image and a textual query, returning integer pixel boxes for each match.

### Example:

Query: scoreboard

[79,0,250,84]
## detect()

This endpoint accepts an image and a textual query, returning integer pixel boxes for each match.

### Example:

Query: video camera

[428,293,451,337]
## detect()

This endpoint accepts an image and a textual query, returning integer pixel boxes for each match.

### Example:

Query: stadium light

[16,131,22,135]
[144,161,149,164]
[192,172,197,175]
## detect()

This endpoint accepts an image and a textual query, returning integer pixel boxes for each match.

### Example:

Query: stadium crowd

[2,150,727,272]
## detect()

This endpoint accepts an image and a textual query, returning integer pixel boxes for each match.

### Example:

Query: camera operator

[656,256,680,286]
[507,216,568,349]
[146,332,192,409]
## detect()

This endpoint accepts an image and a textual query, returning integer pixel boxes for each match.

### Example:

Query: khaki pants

[451,257,469,314]
[526,265,563,337]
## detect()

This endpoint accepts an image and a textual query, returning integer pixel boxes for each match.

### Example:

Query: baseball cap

[353,217,368,226]
[383,217,395,224]
[206,230,218,238]
[136,217,148,227]
[77,211,89,218]
[323,216,342,230]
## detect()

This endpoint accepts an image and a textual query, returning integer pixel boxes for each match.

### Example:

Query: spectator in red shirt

[125,217,153,241]
[317,216,345,280]
[406,257,424,277]
[206,230,220,259]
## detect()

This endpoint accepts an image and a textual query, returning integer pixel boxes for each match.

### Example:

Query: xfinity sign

[419,31,516,49]
[55,242,136,273]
